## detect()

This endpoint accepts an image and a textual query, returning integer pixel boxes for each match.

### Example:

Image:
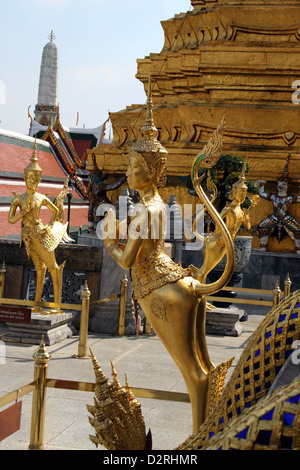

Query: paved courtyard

[0,300,270,451]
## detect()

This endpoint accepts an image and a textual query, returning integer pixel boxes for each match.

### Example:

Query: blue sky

[0,0,191,135]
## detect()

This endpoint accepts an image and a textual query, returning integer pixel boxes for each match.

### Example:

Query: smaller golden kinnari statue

[198,162,260,284]
[8,138,72,314]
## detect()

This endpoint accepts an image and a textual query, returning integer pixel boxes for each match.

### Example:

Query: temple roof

[29,108,107,199]
[29,119,104,153]
[0,129,64,177]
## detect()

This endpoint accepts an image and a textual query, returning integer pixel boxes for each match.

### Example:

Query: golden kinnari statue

[8,139,72,314]
[103,79,239,432]
[199,162,259,284]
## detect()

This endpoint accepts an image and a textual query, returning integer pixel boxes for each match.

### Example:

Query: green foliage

[180,154,259,210]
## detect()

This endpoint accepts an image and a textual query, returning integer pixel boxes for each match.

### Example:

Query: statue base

[2,311,77,345]
[205,306,244,337]
[89,299,139,336]
[77,233,104,247]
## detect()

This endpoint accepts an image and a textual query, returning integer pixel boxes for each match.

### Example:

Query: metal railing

[0,263,129,358]
[207,274,292,309]
[0,336,190,450]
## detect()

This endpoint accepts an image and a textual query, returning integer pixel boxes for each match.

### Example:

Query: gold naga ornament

[8,138,72,314]
[87,349,151,451]
[102,77,236,432]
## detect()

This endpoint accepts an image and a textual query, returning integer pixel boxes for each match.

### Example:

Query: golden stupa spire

[25,137,42,173]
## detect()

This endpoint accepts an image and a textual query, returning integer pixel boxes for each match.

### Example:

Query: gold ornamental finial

[32,335,51,364]
[233,160,248,190]
[87,351,147,450]
[280,153,290,182]
[131,75,167,156]
[110,360,123,391]
[192,115,226,177]
[140,75,157,137]
[25,137,42,174]
[48,30,56,42]
[131,75,168,187]
[28,105,33,125]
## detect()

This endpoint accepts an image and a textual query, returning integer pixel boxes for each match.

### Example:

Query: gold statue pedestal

[31,306,64,315]
[205,306,244,337]
[42,307,64,315]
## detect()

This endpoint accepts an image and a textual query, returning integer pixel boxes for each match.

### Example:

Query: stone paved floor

[0,301,269,451]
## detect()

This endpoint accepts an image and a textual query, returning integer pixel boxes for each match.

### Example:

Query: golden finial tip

[147,74,152,96]
[25,137,42,174]
[33,335,51,362]
[232,160,248,190]
[48,30,56,42]
[131,74,167,156]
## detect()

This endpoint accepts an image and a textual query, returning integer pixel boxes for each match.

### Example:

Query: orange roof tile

[0,141,66,178]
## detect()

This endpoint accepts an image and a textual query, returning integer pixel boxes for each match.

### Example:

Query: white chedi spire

[34,31,58,126]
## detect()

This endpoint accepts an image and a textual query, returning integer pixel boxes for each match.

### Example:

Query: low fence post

[118,274,128,336]
[144,317,152,335]
[28,336,51,450]
[284,274,292,297]
[0,261,6,298]
[76,281,91,359]
[273,281,281,307]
